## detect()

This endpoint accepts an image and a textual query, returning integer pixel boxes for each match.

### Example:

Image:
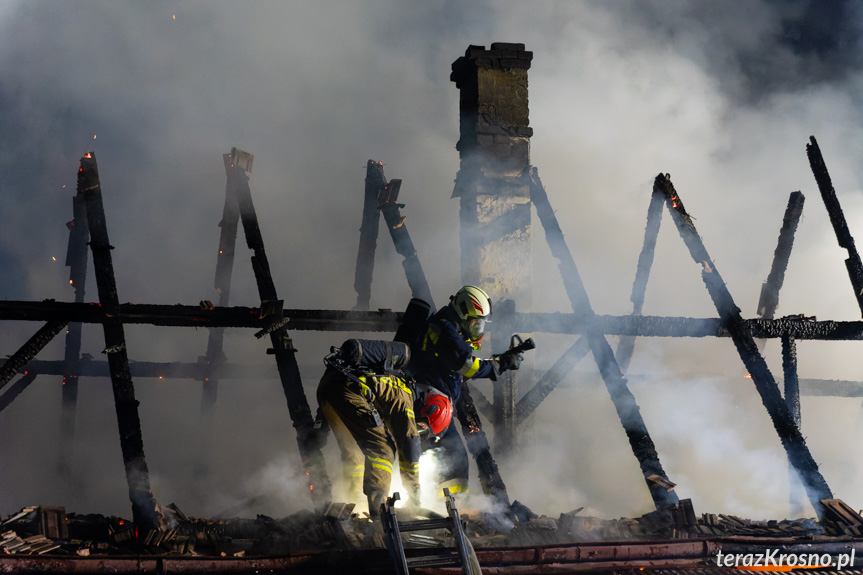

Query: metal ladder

[382,488,479,575]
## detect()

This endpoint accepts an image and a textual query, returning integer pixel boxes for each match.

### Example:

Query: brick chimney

[450,43,533,307]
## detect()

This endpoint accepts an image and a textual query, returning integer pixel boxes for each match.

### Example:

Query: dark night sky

[2,0,863,522]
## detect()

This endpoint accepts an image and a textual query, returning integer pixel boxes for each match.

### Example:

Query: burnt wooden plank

[9,299,863,341]
[60,192,89,480]
[455,384,510,506]
[783,334,805,516]
[375,172,435,311]
[515,336,590,425]
[353,160,385,310]
[79,152,161,531]
[227,153,331,507]
[807,136,863,316]
[0,321,67,392]
[616,184,665,372]
[758,192,805,319]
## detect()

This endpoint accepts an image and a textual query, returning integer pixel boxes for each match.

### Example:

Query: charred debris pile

[2,498,862,558]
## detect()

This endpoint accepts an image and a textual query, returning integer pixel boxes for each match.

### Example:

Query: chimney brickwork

[451,43,533,305]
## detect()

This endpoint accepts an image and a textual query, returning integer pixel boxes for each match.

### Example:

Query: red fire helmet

[420,389,452,436]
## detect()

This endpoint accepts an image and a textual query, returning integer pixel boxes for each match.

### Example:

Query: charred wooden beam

[201,152,242,408]
[79,152,161,532]
[799,379,863,397]
[192,153,242,482]
[60,192,90,480]
[807,136,863,316]
[515,336,590,425]
[8,299,863,341]
[0,301,403,331]
[758,192,805,319]
[12,359,279,379]
[530,167,679,511]
[654,172,833,520]
[491,299,517,454]
[470,385,496,424]
[373,167,436,311]
[782,336,801,427]
[782,334,805,516]
[228,155,331,507]
[515,313,863,340]
[455,385,509,507]
[616,184,665,372]
[0,372,38,414]
[353,160,385,310]
[0,320,67,392]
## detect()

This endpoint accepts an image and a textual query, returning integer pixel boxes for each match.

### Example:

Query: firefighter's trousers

[317,367,420,507]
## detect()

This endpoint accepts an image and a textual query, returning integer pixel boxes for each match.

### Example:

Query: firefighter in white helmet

[403,285,523,497]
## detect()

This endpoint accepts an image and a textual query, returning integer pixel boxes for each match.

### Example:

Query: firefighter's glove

[493,349,523,374]
[336,339,361,366]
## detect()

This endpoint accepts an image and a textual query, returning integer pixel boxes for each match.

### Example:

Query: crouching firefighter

[316,338,422,518]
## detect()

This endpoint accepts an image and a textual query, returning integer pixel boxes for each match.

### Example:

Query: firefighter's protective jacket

[404,307,496,405]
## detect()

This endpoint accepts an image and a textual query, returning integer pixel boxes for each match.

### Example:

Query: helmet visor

[465,317,486,341]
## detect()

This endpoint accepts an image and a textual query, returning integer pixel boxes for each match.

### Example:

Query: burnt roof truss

[0,138,860,523]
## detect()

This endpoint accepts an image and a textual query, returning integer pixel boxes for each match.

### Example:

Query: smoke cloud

[2,1,863,523]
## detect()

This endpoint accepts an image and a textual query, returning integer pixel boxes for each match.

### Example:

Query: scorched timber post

[530,167,679,511]
[353,161,384,311]
[616,182,665,373]
[782,334,804,515]
[0,320,68,391]
[371,163,435,311]
[653,173,833,520]
[202,152,242,410]
[78,152,162,532]
[226,150,331,508]
[191,152,242,482]
[758,192,805,321]
[806,136,863,317]
[59,191,90,480]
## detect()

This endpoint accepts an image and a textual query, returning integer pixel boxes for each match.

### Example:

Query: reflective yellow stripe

[399,461,419,472]
[422,327,439,351]
[439,479,469,497]
[458,356,481,378]
[351,464,364,477]
[405,409,415,419]
[368,457,392,473]
[354,376,373,398]
[385,377,412,395]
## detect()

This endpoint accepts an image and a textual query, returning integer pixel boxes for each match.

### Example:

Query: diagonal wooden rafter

[654,173,833,520]
[530,167,679,511]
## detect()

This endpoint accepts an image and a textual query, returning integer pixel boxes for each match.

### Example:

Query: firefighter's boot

[367,490,386,520]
